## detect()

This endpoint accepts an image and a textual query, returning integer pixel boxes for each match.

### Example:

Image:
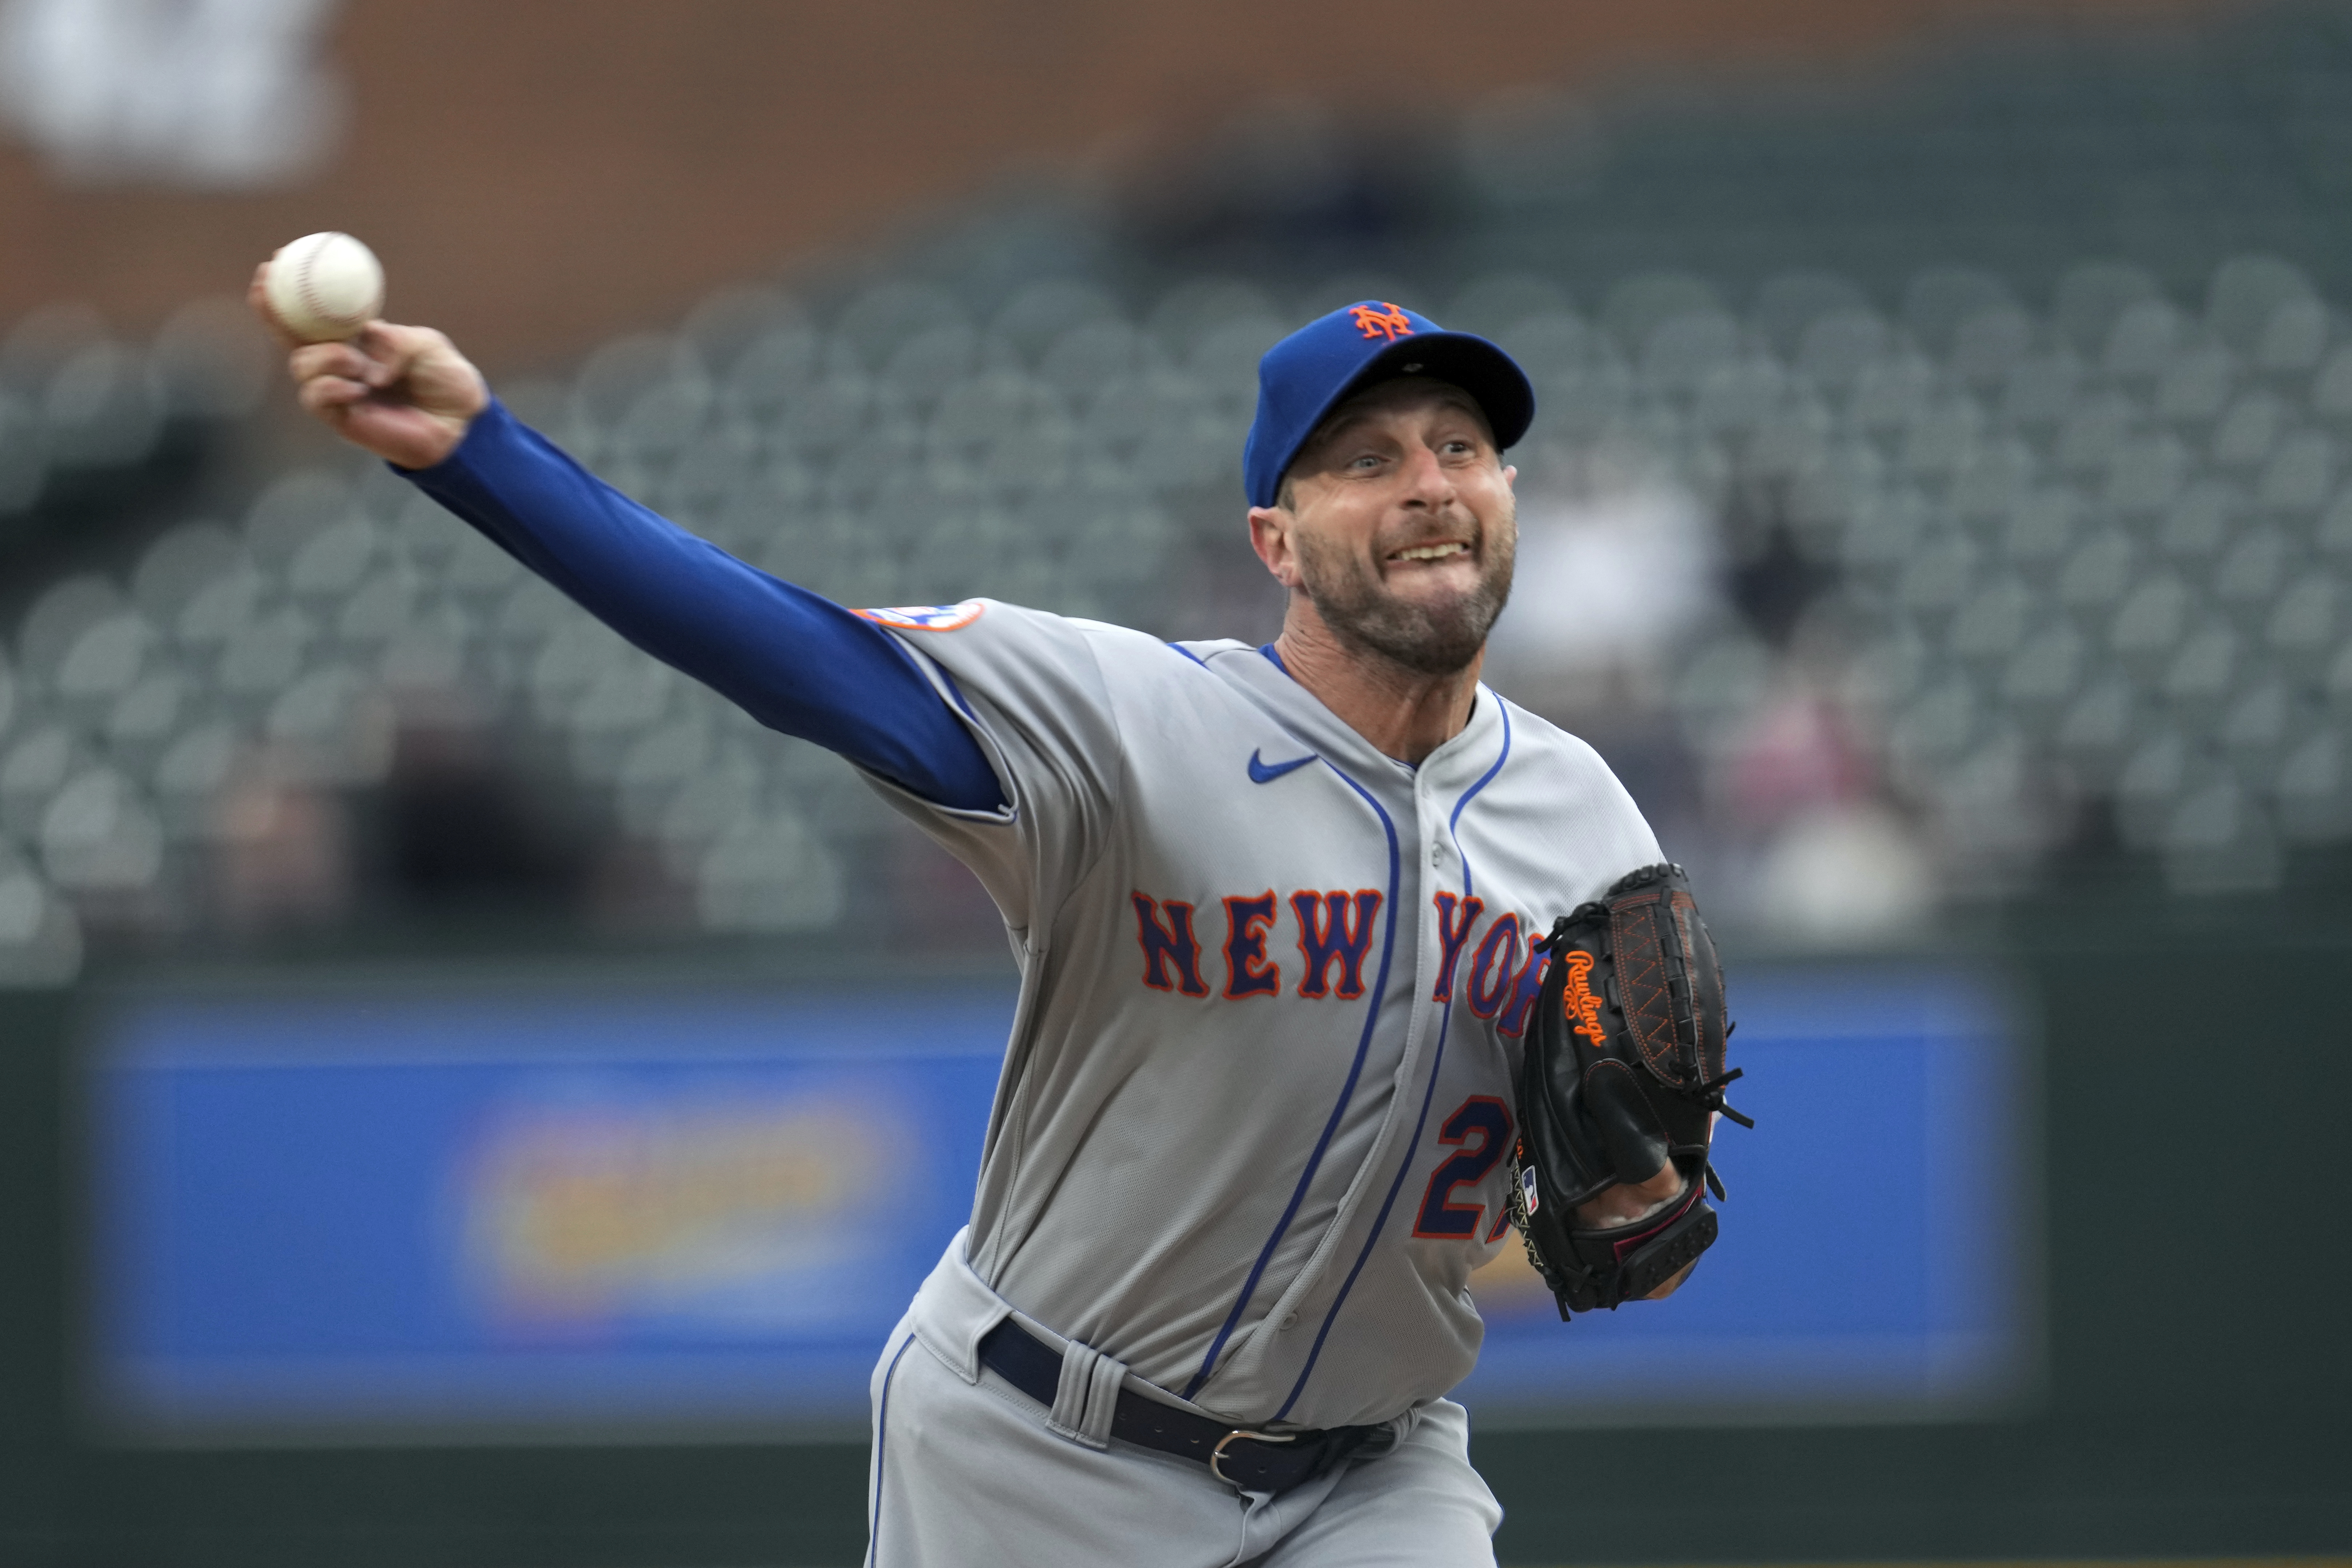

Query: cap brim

[1310,331,1536,458]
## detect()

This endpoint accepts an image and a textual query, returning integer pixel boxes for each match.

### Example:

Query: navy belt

[975,1318,1381,1495]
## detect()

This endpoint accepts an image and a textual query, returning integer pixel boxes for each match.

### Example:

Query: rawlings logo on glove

[1558,950,1608,1052]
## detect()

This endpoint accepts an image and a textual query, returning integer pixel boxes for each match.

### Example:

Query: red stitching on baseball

[294,235,366,329]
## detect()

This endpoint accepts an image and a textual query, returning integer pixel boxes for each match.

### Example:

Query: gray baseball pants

[863,1234,1502,1567]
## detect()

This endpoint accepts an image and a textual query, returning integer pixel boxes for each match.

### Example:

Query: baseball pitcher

[261,273,1736,1567]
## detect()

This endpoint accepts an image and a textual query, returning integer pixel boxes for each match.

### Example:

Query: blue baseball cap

[1241,301,1535,510]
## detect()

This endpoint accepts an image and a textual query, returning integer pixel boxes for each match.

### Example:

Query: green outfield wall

[1,904,2345,1567]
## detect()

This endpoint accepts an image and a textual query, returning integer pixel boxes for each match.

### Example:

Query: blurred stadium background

[0,1,2347,1564]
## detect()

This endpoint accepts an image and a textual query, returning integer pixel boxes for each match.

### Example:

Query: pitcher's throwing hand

[249,262,486,470]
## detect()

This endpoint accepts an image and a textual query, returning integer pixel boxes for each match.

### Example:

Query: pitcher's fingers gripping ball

[248,246,486,473]
[1509,863,1753,1318]
[262,231,386,343]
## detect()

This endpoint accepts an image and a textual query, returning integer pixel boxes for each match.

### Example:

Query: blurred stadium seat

[8,1,2352,972]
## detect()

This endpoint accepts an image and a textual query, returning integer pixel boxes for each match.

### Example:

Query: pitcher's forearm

[401,402,1004,811]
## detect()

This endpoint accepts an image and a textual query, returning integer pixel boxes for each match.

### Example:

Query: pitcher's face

[1256,378,1517,675]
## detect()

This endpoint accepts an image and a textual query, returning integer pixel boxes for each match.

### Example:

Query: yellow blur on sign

[460,1095,889,1326]
[1467,1230,1560,1320]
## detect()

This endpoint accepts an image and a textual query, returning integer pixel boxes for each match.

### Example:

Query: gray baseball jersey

[855,596,1661,1431]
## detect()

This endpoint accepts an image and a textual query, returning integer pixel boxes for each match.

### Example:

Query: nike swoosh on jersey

[1247,749,1317,784]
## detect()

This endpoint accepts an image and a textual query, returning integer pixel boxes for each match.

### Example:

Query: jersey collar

[1199,642,1507,796]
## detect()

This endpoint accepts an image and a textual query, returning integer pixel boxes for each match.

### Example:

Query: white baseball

[264,232,386,343]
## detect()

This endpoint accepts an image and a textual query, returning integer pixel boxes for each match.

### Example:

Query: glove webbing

[1532,918,1754,1130]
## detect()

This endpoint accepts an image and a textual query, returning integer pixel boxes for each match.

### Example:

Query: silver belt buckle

[1208,1428,1296,1487]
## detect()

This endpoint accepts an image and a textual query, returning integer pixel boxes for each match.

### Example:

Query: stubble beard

[1293,510,1517,677]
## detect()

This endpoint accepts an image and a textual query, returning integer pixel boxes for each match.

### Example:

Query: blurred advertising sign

[88,984,1005,1441]
[87,968,2029,1443]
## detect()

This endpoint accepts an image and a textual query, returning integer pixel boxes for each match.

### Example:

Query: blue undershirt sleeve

[398,398,1007,813]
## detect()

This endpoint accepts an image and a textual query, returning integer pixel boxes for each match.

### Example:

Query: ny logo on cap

[1349,302,1414,342]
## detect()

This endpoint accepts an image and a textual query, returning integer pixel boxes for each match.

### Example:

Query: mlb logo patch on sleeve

[855,601,987,632]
